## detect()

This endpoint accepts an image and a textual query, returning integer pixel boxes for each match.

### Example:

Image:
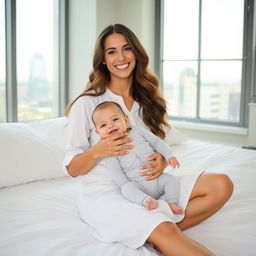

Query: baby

[92,101,183,214]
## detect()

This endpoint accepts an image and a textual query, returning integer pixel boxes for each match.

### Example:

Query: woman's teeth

[116,63,128,69]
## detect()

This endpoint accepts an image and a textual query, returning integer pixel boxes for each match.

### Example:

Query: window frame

[155,0,256,128]
[4,0,68,122]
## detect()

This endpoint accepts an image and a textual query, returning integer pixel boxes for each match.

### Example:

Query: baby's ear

[125,115,129,123]
[95,128,99,134]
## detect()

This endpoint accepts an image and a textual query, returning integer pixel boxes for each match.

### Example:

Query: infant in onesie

[92,101,183,214]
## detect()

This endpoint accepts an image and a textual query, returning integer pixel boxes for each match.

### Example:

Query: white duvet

[0,140,256,256]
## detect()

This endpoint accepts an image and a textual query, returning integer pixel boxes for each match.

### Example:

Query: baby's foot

[169,203,183,214]
[146,198,158,210]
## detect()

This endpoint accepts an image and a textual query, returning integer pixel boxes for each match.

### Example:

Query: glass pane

[16,0,59,121]
[201,0,244,59]
[163,61,198,118]
[200,61,242,122]
[0,0,6,122]
[163,0,199,60]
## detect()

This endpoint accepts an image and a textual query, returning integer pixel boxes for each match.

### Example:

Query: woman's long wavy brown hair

[64,24,170,138]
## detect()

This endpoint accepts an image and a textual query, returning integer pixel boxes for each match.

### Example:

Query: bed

[0,117,255,256]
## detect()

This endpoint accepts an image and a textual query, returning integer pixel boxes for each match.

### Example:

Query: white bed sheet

[0,140,255,256]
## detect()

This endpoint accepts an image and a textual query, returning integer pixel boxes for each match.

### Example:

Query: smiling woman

[62,24,233,256]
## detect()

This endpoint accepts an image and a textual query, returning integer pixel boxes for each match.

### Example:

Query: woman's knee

[212,174,234,202]
[149,222,180,242]
[155,222,180,237]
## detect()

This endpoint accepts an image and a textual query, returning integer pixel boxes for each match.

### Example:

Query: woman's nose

[117,51,125,61]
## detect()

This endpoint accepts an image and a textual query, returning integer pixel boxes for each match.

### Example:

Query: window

[1,0,68,122]
[158,0,255,127]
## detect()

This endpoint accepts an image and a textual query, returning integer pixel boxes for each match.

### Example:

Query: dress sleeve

[63,97,93,175]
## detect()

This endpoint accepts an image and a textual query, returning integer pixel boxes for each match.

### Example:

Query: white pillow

[164,125,188,145]
[0,118,68,188]
[28,117,68,147]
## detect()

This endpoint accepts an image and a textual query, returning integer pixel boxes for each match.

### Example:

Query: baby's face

[93,105,128,138]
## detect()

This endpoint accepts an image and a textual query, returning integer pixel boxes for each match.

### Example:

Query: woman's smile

[115,63,129,70]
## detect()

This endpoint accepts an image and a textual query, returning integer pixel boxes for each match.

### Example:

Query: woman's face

[103,33,136,80]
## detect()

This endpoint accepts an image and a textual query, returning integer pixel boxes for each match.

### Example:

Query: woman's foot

[169,203,183,214]
[146,198,158,210]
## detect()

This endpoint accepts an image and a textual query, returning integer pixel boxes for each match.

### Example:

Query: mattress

[0,140,255,256]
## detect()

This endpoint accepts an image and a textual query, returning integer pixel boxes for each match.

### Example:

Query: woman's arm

[67,132,134,177]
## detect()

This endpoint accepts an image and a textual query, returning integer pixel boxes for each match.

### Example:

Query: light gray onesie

[105,126,180,207]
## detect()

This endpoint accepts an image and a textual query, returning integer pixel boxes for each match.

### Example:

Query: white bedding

[0,140,256,256]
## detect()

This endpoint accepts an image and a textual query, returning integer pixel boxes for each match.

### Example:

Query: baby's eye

[113,118,119,122]
[100,124,106,128]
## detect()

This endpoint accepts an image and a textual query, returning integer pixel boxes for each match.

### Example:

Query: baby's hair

[92,101,125,124]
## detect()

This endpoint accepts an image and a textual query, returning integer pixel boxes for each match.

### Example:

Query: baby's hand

[168,157,180,168]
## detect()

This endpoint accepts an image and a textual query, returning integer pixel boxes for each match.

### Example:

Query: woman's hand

[139,152,167,180]
[93,131,134,158]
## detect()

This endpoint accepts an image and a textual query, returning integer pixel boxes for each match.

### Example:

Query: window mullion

[155,0,163,82]
[241,0,254,127]
[58,0,69,116]
[196,0,202,120]
[253,0,256,100]
[5,0,17,122]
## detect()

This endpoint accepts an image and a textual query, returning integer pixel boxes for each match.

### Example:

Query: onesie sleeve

[63,97,93,175]
[136,126,175,160]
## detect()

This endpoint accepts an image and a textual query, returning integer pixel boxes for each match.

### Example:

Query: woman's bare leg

[148,222,214,256]
[177,173,233,230]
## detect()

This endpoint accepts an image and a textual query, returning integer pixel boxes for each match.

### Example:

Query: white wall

[68,0,97,100]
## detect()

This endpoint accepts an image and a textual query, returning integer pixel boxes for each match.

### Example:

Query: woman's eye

[107,50,116,55]
[123,46,131,51]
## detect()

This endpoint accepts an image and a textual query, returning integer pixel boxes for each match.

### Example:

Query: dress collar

[106,88,139,114]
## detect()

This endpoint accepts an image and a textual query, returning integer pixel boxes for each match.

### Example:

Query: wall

[68,0,96,100]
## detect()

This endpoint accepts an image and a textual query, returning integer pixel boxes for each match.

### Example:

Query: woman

[64,24,233,255]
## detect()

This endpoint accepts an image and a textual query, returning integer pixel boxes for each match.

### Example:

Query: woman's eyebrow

[105,44,130,52]
[105,47,116,52]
